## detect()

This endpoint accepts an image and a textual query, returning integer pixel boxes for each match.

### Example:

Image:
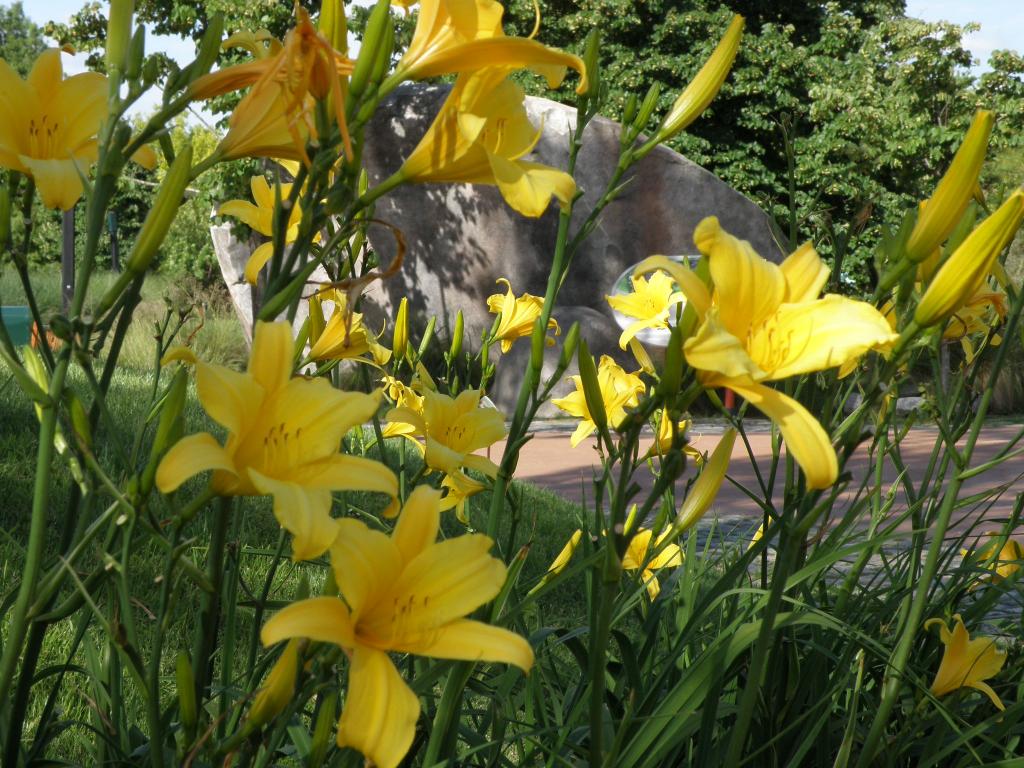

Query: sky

[21,0,1024,121]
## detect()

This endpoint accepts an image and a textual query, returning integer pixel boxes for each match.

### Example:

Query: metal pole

[108,210,120,273]
[61,209,75,311]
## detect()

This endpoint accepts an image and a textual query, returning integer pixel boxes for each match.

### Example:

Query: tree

[0,2,46,75]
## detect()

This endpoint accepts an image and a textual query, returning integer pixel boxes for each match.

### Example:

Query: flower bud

[318,0,348,56]
[580,29,601,98]
[393,297,408,360]
[140,366,188,495]
[106,0,134,74]
[125,25,146,81]
[190,13,225,83]
[577,340,607,436]
[634,82,662,132]
[69,392,91,450]
[906,110,994,263]
[674,428,734,534]
[657,324,683,398]
[309,693,337,768]
[915,189,1024,328]
[176,652,198,736]
[247,640,301,728]
[449,309,464,360]
[621,93,638,126]
[349,0,391,101]
[530,317,546,372]
[417,315,436,359]
[557,321,580,372]
[654,15,744,144]
[126,144,193,274]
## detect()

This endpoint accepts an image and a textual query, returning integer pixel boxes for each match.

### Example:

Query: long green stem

[855,287,1024,766]
[0,353,69,708]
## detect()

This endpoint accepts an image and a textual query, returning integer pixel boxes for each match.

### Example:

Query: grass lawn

[0,286,586,759]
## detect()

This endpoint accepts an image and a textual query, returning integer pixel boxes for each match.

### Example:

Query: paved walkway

[502,420,1024,540]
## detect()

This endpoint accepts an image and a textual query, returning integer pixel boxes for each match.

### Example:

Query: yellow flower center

[28,115,60,159]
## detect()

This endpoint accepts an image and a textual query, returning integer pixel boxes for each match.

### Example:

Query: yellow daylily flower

[643,410,702,463]
[905,111,993,263]
[380,376,426,446]
[653,15,745,144]
[439,470,487,524]
[487,278,560,353]
[924,615,1006,710]
[220,176,305,284]
[393,0,587,93]
[962,534,1023,585]
[308,288,392,365]
[622,525,682,600]
[155,321,398,561]
[216,81,316,163]
[637,217,899,489]
[916,190,1024,328]
[386,387,506,490]
[261,487,534,768]
[191,7,354,162]
[607,271,685,349]
[552,356,646,447]
[396,67,576,217]
[0,49,155,210]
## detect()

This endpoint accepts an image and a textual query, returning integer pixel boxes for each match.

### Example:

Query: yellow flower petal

[779,242,829,303]
[248,471,338,561]
[330,518,402,619]
[19,156,84,211]
[694,216,786,339]
[261,596,355,648]
[633,255,711,320]
[392,486,443,563]
[194,360,264,436]
[726,380,838,489]
[747,295,899,380]
[393,534,505,628]
[244,241,275,285]
[336,647,420,768]
[296,454,399,503]
[248,320,295,394]
[684,309,767,381]
[399,618,534,672]
[155,432,236,493]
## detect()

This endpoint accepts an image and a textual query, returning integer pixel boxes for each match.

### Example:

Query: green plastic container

[1,306,33,346]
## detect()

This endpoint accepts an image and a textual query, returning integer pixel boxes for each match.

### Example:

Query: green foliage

[0,2,45,75]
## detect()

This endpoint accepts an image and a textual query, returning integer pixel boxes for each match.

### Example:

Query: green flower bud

[126,144,193,274]
[556,321,580,373]
[657,324,683,399]
[190,13,225,82]
[318,0,348,56]
[530,317,545,372]
[581,29,601,99]
[106,0,134,74]
[68,393,91,450]
[577,340,607,436]
[309,694,337,768]
[634,83,662,132]
[125,25,146,81]
[417,316,436,359]
[449,310,464,360]
[140,366,188,495]
[349,0,391,101]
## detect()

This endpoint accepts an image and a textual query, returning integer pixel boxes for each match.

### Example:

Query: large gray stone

[359,85,782,321]
[358,84,782,410]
